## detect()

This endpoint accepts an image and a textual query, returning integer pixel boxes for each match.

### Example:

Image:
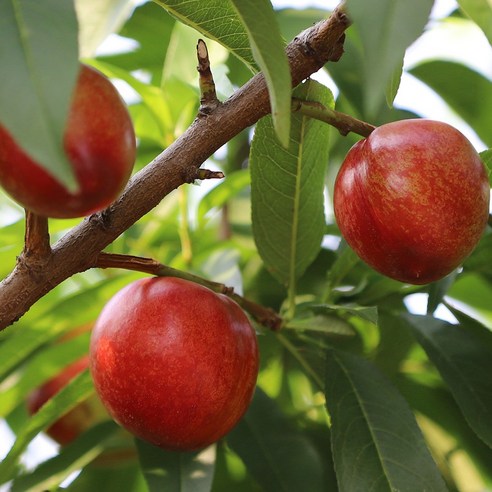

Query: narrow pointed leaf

[458,0,492,45]
[11,421,119,492]
[346,0,434,117]
[325,349,446,491]
[135,439,215,492]
[250,80,332,286]
[0,370,94,484]
[405,314,492,448]
[228,388,325,492]
[75,0,134,58]
[0,335,88,418]
[153,0,255,70]
[231,0,292,147]
[481,148,492,176]
[0,0,79,189]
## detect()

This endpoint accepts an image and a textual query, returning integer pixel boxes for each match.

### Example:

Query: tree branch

[0,4,351,330]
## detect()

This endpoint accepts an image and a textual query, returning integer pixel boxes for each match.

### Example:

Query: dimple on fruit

[90,276,259,451]
[0,64,136,218]
[333,119,490,284]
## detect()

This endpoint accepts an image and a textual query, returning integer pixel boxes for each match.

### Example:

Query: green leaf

[0,321,69,383]
[11,420,119,492]
[325,349,446,491]
[66,459,147,491]
[98,2,176,83]
[457,0,492,45]
[427,271,458,314]
[250,80,332,287]
[0,276,134,387]
[346,0,434,118]
[0,370,94,484]
[286,313,356,337]
[405,314,492,448]
[75,0,134,57]
[0,334,89,418]
[153,0,255,70]
[410,61,492,147]
[481,149,492,185]
[228,388,325,492]
[276,8,327,44]
[0,0,79,190]
[135,439,215,492]
[231,0,292,147]
[397,376,492,487]
[325,241,360,293]
[386,59,404,109]
[314,303,378,325]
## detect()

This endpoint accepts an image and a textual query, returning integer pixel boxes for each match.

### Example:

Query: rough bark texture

[0,4,350,329]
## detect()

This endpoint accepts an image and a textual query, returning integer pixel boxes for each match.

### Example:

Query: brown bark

[0,4,350,329]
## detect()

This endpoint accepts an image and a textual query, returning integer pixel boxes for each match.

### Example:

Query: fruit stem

[22,211,51,260]
[292,98,375,137]
[197,39,221,114]
[95,252,283,331]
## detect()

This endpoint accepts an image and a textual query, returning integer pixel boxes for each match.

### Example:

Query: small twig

[292,98,376,137]
[22,210,51,260]
[197,39,220,114]
[195,168,225,180]
[95,252,283,331]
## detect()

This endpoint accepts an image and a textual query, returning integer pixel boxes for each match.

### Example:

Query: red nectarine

[90,277,259,451]
[334,119,489,284]
[0,64,135,218]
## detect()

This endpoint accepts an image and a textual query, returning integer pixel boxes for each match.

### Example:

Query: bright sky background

[1,0,491,486]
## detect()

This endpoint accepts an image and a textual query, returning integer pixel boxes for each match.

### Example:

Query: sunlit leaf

[397,376,492,485]
[346,0,434,118]
[405,314,492,448]
[410,61,492,147]
[0,334,89,419]
[457,0,492,45]
[75,0,134,57]
[135,439,215,492]
[250,80,332,287]
[325,349,446,491]
[231,0,292,147]
[0,0,79,189]
[98,2,176,83]
[286,313,355,336]
[0,370,94,484]
[11,421,119,492]
[228,389,325,492]
[153,0,255,69]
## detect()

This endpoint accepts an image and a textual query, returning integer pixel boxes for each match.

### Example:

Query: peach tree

[0,0,492,490]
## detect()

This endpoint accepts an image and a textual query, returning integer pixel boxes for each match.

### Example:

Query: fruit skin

[90,277,259,451]
[0,64,136,218]
[27,356,108,446]
[333,119,490,285]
